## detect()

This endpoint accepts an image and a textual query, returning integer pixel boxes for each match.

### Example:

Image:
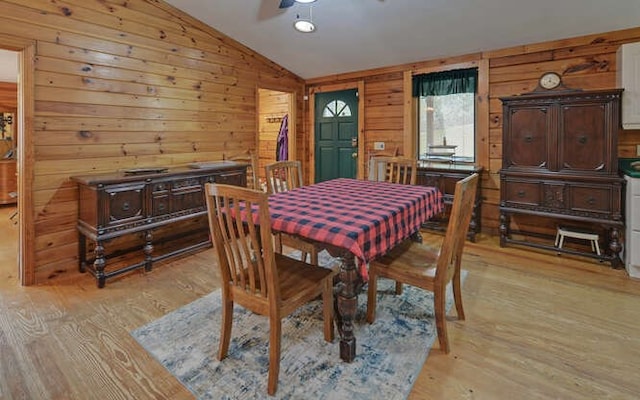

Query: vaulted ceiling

[164,0,640,79]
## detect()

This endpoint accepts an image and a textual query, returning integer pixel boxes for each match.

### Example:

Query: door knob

[352,152,357,158]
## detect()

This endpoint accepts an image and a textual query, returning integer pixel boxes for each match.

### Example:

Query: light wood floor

[1,205,639,399]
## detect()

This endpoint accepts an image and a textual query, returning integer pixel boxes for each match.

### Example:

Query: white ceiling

[165,0,640,79]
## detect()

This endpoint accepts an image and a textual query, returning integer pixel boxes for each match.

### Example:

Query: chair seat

[371,241,438,290]
[275,253,335,305]
[234,254,334,307]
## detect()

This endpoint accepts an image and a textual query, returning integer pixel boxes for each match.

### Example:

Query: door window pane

[322,100,352,117]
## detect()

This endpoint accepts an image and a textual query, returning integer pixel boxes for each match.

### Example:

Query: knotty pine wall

[0,81,16,110]
[0,0,304,285]
[306,26,640,236]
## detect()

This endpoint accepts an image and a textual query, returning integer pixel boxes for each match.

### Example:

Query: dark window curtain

[412,68,477,97]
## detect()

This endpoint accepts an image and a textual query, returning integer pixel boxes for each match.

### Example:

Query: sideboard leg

[78,232,87,273]
[499,212,509,247]
[94,241,106,288]
[608,227,623,269]
[144,230,154,272]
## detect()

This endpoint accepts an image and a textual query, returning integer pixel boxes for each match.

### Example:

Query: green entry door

[315,89,358,182]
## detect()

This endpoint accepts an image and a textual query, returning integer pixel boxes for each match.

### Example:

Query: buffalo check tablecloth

[268,178,443,279]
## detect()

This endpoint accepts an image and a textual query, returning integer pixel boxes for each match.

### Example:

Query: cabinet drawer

[151,182,170,217]
[630,177,640,196]
[629,194,640,227]
[503,181,541,206]
[214,170,246,186]
[568,186,612,214]
[171,178,205,213]
[628,230,640,266]
[103,183,146,227]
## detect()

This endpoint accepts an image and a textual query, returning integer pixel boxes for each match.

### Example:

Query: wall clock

[539,72,562,90]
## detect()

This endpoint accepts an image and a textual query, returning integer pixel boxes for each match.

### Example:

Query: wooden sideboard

[71,162,247,287]
[499,89,624,267]
[416,161,483,242]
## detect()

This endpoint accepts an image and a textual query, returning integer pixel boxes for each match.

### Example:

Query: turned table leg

[335,252,360,363]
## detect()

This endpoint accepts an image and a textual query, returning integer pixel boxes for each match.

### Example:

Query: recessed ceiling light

[293,5,315,33]
[295,0,317,3]
[294,19,315,33]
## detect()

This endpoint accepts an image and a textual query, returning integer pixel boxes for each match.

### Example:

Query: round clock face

[540,72,562,89]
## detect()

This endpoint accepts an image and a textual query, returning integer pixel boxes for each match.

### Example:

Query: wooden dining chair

[204,183,335,395]
[264,160,322,265]
[265,160,304,193]
[366,173,479,354]
[228,150,259,191]
[370,156,417,185]
[369,155,418,294]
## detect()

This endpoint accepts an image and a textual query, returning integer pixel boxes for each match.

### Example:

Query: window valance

[412,68,477,97]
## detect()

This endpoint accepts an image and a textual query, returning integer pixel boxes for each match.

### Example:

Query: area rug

[131,251,467,399]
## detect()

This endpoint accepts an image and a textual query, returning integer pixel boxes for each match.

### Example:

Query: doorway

[0,49,18,286]
[257,88,295,188]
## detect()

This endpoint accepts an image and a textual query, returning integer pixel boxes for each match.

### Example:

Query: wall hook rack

[266,115,283,123]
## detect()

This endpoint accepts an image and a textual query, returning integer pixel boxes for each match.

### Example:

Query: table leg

[335,252,360,362]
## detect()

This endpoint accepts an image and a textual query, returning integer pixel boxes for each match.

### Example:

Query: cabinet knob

[578,135,587,144]
[122,202,130,211]
[523,135,533,143]
[587,197,595,205]
[517,190,526,198]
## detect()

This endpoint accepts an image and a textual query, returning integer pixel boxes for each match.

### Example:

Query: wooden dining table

[268,178,443,362]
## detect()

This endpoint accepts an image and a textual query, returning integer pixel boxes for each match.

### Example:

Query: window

[413,68,477,163]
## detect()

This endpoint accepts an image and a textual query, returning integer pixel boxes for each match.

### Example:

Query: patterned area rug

[131,251,466,399]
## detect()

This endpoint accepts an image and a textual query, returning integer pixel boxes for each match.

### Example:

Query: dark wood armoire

[498,89,624,267]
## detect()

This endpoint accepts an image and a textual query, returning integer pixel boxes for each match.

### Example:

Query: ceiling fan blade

[259,0,286,20]
[279,0,296,8]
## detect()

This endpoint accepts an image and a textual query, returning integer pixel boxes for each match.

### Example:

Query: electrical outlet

[374,142,385,150]
[637,144,640,156]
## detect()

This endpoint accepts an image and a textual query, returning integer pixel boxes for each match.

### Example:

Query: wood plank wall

[306,26,640,236]
[0,0,304,284]
[0,81,17,110]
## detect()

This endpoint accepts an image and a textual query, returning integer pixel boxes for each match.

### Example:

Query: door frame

[1,34,36,286]
[308,80,365,181]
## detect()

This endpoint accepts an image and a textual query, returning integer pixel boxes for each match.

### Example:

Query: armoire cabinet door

[559,102,611,174]
[503,105,552,170]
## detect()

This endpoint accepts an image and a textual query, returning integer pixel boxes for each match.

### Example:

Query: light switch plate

[374,142,385,150]
[637,144,640,156]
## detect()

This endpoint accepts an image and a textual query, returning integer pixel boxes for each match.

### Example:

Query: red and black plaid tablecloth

[269,178,443,278]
